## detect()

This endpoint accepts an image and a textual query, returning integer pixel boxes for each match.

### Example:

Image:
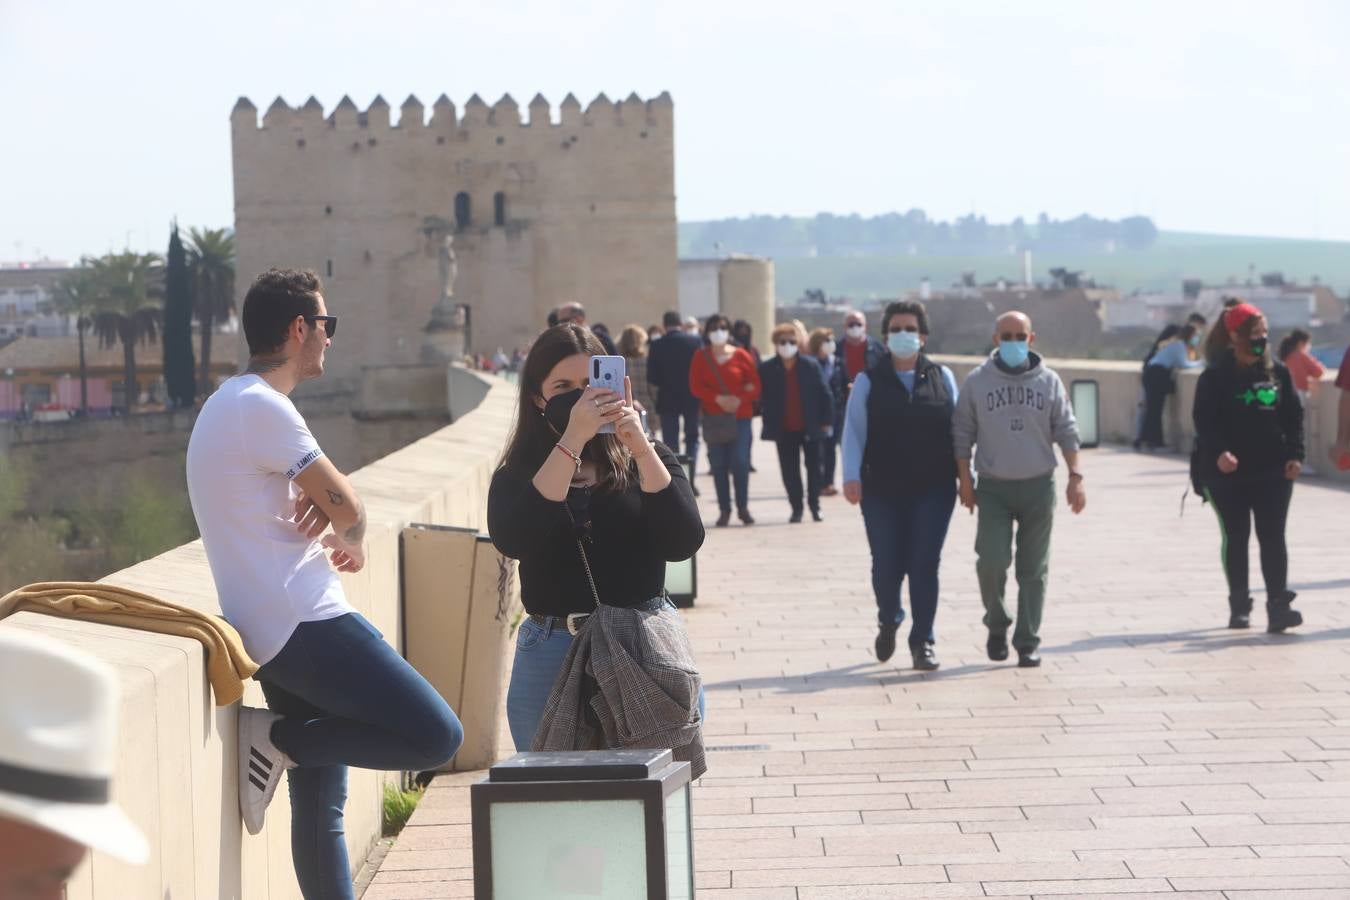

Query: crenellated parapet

[231,91,675,133]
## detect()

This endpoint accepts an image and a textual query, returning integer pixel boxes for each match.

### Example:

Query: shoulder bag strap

[704,347,734,396]
[563,501,602,609]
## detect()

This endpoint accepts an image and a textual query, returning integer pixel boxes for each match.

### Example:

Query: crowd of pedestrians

[156,271,1343,898]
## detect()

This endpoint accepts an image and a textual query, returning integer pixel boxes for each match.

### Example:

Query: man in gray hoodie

[952,311,1086,667]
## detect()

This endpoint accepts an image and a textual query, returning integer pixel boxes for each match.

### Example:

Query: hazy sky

[5,0,1349,262]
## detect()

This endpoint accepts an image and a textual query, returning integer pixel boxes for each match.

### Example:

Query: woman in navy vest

[841,301,960,671]
[759,323,835,523]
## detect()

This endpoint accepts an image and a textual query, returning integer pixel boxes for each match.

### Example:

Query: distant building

[0,336,236,418]
[1191,274,1345,329]
[677,256,775,351]
[1101,292,1191,332]
[0,263,77,340]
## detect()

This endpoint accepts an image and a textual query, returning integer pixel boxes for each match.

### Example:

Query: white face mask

[709,329,730,345]
[846,324,866,340]
[822,340,836,356]
[776,343,799,360]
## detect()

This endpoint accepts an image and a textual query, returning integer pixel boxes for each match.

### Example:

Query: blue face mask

[887,331,922,359]
[998,340,1030,368]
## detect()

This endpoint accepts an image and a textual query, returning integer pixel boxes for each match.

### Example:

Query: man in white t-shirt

[186,269,462,900]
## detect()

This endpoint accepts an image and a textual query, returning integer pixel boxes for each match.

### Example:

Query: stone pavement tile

[694,837,825,860]
[694,826,798,841]
[733,864,947,887]
[697,870,732,889]
[982,878,1174,895]
[1092,813,1263,829]
[946,860,1129,881]
[389,825,470,849]
[796,884,992,899]
[864,807,1028,826]
[1075,847,1257,863]
[1222,892,1350,900]
[695,888,797,899]
[361,881,472,899]
[1198,822,1350,846]
[821,833,997,857]
[697,812,860,829]
[909,786,1100,808]
[991,827,1205,852]
[370,868,473,884]
[1126,856,1350,877]
[959,817,1096,833]
[753,794,912,814]
[378,849,474,871]
[1170,874,1350,891]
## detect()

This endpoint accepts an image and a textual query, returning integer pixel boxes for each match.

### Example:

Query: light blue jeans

[506,604,707,752]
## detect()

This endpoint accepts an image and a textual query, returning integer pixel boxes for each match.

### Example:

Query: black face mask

[1248,337,1269,358]
[543,388,583,436]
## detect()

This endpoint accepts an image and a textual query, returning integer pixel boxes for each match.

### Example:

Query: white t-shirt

[186,375,352,664]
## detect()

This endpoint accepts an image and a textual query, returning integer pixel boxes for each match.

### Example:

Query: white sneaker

[238,706,294,835]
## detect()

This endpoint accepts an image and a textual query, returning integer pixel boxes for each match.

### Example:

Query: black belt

[529,595,669,636]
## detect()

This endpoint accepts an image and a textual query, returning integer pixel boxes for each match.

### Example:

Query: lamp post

[471,749,694,899]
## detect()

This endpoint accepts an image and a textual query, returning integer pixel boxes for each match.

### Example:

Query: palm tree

[186,228,235,397]
[90,252,162,413]
[49,263,99,415]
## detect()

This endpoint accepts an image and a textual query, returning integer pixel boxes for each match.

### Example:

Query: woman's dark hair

[499,324,633,491]
[1144,323,1181,366]
[242,268,322,356]
[880,300,930,336]
[1203,301,1270,371]
[1278,329,1311,362]
[703,314,731,340]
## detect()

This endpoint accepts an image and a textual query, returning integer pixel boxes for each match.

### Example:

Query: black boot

[1228,596,1253,630]
[875,624,898,663]
[1266,591,1303,634]
[911,642,940,671]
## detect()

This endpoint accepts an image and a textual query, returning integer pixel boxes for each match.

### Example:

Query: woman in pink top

[1278,329,1326,395]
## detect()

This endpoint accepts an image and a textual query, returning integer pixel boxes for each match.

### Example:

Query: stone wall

[231,93,678,385]
[0,367,517,898]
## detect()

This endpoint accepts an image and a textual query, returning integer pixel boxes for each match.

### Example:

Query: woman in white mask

[810,327,845,496]
[689,314,763,526]
[840,301,960,672]
[758,323,835,523]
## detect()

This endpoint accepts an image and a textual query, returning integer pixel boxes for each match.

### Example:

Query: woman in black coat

[758,323,834,523]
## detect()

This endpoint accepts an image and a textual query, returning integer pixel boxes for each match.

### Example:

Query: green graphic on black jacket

[1236,382,1279,408]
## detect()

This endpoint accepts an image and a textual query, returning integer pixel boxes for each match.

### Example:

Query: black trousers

[775,432,822,514]
[1138,366,1173,447]
[1204,475,1294,607]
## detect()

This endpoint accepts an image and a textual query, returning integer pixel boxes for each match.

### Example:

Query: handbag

[700,348,741,446]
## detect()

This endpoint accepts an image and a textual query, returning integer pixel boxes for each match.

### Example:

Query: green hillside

[679,223,1350,302]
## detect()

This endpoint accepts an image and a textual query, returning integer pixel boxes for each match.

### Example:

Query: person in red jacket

[690,314,762,526]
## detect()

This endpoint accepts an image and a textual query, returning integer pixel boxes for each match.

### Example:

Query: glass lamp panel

[665,558,693,596]
[489,798,647,899]
[664,785,693,900]
[1071,381,1100,446]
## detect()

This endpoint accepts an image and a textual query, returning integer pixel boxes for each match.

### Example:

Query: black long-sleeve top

[487,443,705,617]
[1193,353,1304,486]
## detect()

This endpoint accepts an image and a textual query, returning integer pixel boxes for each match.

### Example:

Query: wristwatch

[1068,471,1085,482]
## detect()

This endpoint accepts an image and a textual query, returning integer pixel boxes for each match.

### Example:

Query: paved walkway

[366,444,1350,899]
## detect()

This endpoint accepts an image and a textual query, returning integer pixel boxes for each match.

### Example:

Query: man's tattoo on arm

[343,509,367,545]
[325,489,344,506]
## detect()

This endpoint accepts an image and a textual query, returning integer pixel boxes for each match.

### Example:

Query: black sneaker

[738,508,755,525]
[1228,596,1253,629]
[1017,651,1042,668]
[789,510,803,524]
[715,510,731,528]
[986,631,1009,662]
[875,624,898,663]
[810,508,824,523]
[911,642,940,671]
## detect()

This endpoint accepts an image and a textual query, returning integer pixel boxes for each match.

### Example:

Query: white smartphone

[590,355,626,434]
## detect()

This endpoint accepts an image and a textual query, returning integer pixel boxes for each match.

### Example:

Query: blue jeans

[660,400,701,477]
[507,606,706,753]
[706,419,753,513]
[257,613,464,900]
[860,485,957,646]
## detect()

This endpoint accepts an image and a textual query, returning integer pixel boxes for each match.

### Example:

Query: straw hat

[0,628,148,863]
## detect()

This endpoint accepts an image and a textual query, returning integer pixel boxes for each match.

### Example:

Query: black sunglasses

[304,315,338,338]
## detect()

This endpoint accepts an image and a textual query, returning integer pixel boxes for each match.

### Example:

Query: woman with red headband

[1192,301,1305,632]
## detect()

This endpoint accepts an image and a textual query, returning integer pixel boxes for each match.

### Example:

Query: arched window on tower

[454,192,472,230]
[494,192,507,227]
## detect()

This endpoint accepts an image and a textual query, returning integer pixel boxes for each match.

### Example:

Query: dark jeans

[860,485,957,646]
[1204,476,1294,607]
[819,430,839,487]
[257,613,464,900]
[660,401,701,477]
[775,432,822,514]
[707,418,753,513]
[1138,367,1173,447]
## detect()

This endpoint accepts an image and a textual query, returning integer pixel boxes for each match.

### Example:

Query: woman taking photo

[841,301,960,671]
[1193,302,1305,633]
[488,324,705,752]
[1136,322,1203,450]
[690,314,762,527]
[759,323,834,523]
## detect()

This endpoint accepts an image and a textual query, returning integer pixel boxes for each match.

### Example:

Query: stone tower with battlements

[230,91,676,387]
